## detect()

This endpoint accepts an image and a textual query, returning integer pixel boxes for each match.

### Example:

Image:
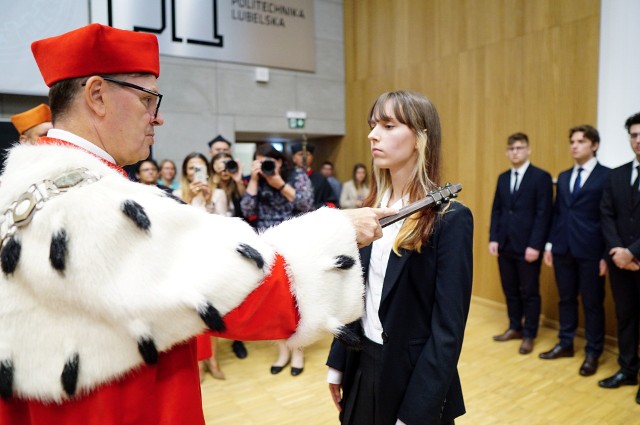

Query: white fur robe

[0,143,364,402]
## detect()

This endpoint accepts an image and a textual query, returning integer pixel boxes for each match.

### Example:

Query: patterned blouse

[240,168,314,230]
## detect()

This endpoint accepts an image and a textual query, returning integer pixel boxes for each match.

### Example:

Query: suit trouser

[498,250,542,339]
[553,252,605,356]
[608,265,640,375]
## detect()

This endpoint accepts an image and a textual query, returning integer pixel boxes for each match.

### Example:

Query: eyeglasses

[507,146,527,152]
[82,76,163,119]
[630,133,640,141]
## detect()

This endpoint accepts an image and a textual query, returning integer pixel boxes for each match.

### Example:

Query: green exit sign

[288,118,306,129]
[287,111,307,129]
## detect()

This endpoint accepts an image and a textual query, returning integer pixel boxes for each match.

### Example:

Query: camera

[224,159,239,174]
[193,165,207,183]
[260,159,276,176]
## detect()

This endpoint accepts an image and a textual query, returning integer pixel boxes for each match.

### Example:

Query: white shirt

[510,161,530,192]
[327,190,405,382]
[47,128,117,165]
[569,156,597,192]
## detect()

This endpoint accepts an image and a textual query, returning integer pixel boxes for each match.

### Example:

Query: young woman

[157,159,180,191]
[327,91,473,425]
[340,163,370,209]
[211,152,246,218]
[173,152,227,215]
[240,143,314,375]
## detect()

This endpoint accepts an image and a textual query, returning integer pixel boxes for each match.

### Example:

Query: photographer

[174,152,217,214]
[211,152,246,218]
[240,143,314,229]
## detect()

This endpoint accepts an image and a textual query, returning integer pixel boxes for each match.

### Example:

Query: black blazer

[327,202,473,425]
[548,163,610,260]
[601,161,640,258]
[489,164,553,253]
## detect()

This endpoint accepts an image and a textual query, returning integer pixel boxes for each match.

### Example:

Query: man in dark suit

[539,125,609,376]
[489,132,553,354]
[599,112,640,404]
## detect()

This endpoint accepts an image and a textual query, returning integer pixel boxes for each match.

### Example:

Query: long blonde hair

[363,91,442,254]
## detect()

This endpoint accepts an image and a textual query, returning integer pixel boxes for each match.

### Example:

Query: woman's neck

[387,164,414,207]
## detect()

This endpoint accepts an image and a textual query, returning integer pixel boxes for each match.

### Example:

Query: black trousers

[553,252,605,356]
[498,250,542,338]
[608,265,640,375]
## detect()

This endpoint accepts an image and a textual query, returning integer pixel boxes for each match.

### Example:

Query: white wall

[597,0,640,168]
[0,0,344,167]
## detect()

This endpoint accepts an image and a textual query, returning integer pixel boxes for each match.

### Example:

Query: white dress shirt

[569,156,597,192]
[47,128,117,165]
[510,160,530,193]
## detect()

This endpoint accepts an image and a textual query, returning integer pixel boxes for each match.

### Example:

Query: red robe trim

[197,254,299,359]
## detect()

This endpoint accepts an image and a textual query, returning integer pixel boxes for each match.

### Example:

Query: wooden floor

[201,298,639,424]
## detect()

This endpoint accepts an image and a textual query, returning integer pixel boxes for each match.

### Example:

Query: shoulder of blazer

[527,164,551,179]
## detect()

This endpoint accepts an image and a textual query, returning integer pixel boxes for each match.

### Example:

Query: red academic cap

[31,23,160,87]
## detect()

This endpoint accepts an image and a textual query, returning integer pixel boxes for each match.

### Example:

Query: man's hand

[524,247,540,263]
[599,259,608,276]
[343,207,397,248]
[488,242,499,257]
[543,250,553,267]
[328,383,342,412]
[609,247,638,270]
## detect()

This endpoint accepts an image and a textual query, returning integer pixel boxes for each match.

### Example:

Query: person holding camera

[174,152,222,214]
[211,152,246,218]
[241,143,314,229]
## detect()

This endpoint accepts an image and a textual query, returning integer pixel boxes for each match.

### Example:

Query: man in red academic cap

[10,103,52,143]
[0,24,393,425]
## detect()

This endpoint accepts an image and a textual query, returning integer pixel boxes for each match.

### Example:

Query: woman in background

[241,143,314,376]
[158,159,180,191]
[340,163,370,209]
[175,152,227,380]
[211,152,246,218]
[326,91,473,424]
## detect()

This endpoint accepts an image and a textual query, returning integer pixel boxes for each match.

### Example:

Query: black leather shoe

[599,371,638,388]
[270,360,289,375]
[519,338,534,354]
[579,355,599,376]
[493,329,522,342]
[539,344,574,360]
[232,341,248,359]
[291,367,304,376]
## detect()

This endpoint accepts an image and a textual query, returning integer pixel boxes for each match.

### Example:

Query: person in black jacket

[489,132,553,355]
[599,112,640,404]
[291,143,338,209]
[540,125,610,376]
[326,90,473,425]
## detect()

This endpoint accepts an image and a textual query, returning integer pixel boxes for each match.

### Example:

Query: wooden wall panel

[340,0,616,336]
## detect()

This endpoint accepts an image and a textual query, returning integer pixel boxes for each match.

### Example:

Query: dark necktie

[512,171,519,194]
[572,167,583,198]
[632,165,640,200]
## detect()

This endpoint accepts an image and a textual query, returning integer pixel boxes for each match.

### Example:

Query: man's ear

[83,76,107,117]
[18,134,28,142]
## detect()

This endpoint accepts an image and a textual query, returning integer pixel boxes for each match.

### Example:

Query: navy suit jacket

[327,202,473,425]
[601,161,640,258]
[489,164,553,254]
[548,162,610,260]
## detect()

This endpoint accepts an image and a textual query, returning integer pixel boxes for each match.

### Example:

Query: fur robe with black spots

[0,141,364,424]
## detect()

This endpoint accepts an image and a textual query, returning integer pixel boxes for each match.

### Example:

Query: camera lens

[224,159,238,174]
[261,160,276,176]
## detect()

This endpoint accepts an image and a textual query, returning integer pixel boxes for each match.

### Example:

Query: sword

[379,183,462,228]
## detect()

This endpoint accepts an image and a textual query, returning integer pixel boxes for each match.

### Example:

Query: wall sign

[90,0,316,72]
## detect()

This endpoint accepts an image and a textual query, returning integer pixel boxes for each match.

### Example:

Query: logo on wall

[106,0,223,47]
[92,0,316,72]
